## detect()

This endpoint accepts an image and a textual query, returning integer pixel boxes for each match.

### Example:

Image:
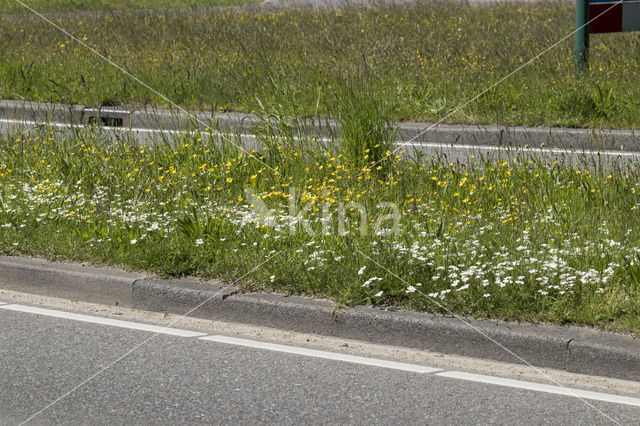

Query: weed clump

[333,84,396,172]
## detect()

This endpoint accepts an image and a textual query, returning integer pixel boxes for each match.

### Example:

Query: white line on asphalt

[0,118,267,144]
[203,335,640,408]
[83,108,130,114]
[396,141,640,158]
[200,335,442,374]
[4,118,640,159]
[437,371,640,408]
[0,304,206,337]
[0,118,194,135]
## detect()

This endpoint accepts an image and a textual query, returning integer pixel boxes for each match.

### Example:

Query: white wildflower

[362,276,383,288]
[146,222,160,232]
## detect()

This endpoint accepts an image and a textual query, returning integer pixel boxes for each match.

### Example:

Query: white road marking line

[200,334,442,374]
[0,118,199,135]
[3,118,640,159]
[397,141,640,157]
[0,304,206,337]
[437,371,640,408]
[0,118,263,140]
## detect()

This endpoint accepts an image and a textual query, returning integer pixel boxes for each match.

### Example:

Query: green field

[1,0,260,14]
[2,2,640,128]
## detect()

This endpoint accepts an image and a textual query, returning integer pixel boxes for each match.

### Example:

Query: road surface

[0,291,639,425]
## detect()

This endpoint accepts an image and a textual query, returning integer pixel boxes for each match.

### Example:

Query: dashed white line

[436,371,640,408]
[0,304,206,337]
[200,335,442,374]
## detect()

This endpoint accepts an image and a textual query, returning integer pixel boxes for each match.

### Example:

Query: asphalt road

[1,299,639,425]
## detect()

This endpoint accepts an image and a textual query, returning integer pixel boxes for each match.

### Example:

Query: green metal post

[575,0,590,73]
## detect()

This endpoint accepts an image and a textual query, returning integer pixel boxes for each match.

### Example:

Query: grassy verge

[1,119,639,334]
[2,1,640,128]
[1,0,259,14]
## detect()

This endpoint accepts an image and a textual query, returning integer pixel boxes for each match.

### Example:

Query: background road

[1,297,639,425]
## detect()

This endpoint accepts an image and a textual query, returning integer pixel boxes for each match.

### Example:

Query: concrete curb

[2,99,640,151]
[1,255,638,381]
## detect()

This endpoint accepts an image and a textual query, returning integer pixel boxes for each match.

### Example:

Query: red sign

[590,1,640,33]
